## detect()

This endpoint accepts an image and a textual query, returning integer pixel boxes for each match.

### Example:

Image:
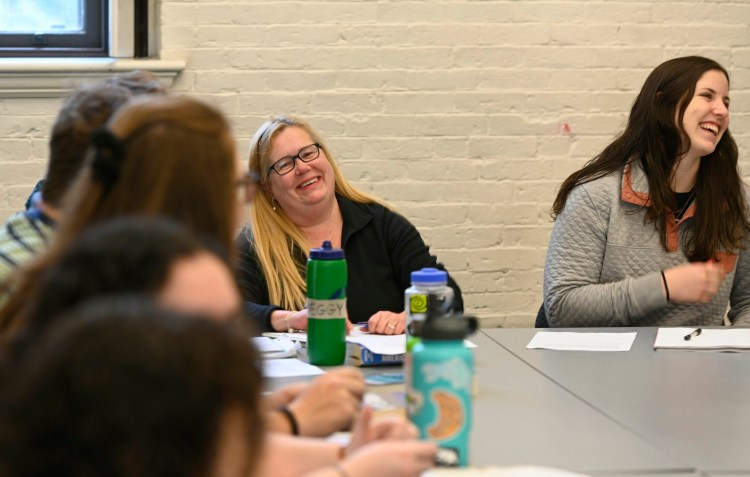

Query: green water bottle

[307,240,347,366]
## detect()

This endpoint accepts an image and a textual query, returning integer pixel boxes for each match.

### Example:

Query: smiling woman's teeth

[700,123,718,134]
[300,178,318,188]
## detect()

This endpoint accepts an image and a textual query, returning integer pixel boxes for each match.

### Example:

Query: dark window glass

[0,0,107,57]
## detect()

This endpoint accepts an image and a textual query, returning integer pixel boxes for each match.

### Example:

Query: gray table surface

[470,331,690,475]
[483,327,750,474]
[265,331,693,475]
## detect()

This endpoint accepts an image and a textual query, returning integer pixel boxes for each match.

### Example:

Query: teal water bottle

[405,268,454,352]
[307,240,347,366]
[407,315,477,467]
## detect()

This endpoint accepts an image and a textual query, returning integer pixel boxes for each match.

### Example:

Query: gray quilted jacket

[544,162,750,327]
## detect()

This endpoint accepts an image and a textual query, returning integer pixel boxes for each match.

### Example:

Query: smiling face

[266,126,336,219]
[681,69,730,161]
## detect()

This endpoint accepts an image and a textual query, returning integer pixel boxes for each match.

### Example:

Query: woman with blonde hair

[237,115,463,334]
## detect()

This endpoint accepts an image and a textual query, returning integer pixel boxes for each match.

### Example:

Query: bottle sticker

[421,357,472,391]
[427,389,464,440]
[307,298,347,319]
[410,294,428,313]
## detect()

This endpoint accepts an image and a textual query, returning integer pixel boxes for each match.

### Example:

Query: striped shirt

[0,210,55,286]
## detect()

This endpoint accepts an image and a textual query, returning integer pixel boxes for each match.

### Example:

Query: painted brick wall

[1,1,749,327]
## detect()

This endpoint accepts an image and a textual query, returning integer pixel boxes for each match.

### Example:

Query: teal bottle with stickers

[307,240,347,366]
[407,315,477,467]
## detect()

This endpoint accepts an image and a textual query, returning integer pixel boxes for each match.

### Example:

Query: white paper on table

[251,336,283,353]
[261,358,324,378]
[526,331,636,352]
[263,331,308,342]
[251,336,301,359]
[423,465,589,477]
[654,327,750,351]
[346,330,406,355]
[346,330,478,355]
[263,331,477,355]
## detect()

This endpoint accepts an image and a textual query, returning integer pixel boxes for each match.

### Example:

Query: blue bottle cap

[310,240,345,259]
[410,267,447,284]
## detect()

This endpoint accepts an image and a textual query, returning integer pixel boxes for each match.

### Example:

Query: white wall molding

[0,58,184,98]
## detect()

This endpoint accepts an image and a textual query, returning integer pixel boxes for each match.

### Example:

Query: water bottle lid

[309,240,345,259]
[410,267,448,284]
[422,315,478,340]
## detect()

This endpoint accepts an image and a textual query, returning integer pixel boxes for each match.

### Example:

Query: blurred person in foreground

[1,218,437,477]
[0,299,265,477]
[0,71,166,293]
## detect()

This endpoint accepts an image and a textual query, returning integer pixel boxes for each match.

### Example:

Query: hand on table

[341,406,435,477]
[341,439,436,477]
[367,311,405,335]
[273,308,353,333]
[286,367,365,437]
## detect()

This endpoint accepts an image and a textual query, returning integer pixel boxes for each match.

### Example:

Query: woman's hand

[367,311,406,335]
[340,440,437,477]
[663,261,726,304]
[346,407,418,455]
[285,367,365,437]
[272,309,353,333]
[341,407,434,476]
[271,309,309,331]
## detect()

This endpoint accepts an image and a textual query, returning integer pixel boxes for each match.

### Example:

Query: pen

[356,322,369,332]
[684,328,702,341]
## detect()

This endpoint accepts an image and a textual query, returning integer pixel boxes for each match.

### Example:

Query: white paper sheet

[252,336,301,359]
[654,327,750,351]
[251,336,284,353]
[423,465,589,477]
[526,331,636,352]
[264,330,476,356]
[261,358,324,378]
[346,330,406,355]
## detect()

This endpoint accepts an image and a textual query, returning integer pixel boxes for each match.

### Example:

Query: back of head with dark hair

[61,94,238,253]
[100,70,168,96]
[43,71,167,206]
[0,298,263,477]
[24,216,231,333]
[0,95,237,339]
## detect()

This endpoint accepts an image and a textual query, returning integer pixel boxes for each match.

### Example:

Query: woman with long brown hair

[544,56,750,327]
[0,94,249,338]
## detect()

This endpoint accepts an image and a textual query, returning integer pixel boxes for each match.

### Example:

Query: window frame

[0,0,108,58]
[0,0,184,98]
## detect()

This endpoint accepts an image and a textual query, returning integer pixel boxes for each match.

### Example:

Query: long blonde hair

[245,115,390,310]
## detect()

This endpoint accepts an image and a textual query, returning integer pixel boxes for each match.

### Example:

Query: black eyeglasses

[236,170,260,204]
[268,143,321,176]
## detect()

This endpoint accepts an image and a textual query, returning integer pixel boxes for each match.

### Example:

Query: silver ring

[387,323,396,330]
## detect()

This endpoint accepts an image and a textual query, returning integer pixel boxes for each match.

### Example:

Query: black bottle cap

[422,315,478,340]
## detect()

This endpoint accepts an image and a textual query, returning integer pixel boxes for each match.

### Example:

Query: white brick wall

[1,0,748,327]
